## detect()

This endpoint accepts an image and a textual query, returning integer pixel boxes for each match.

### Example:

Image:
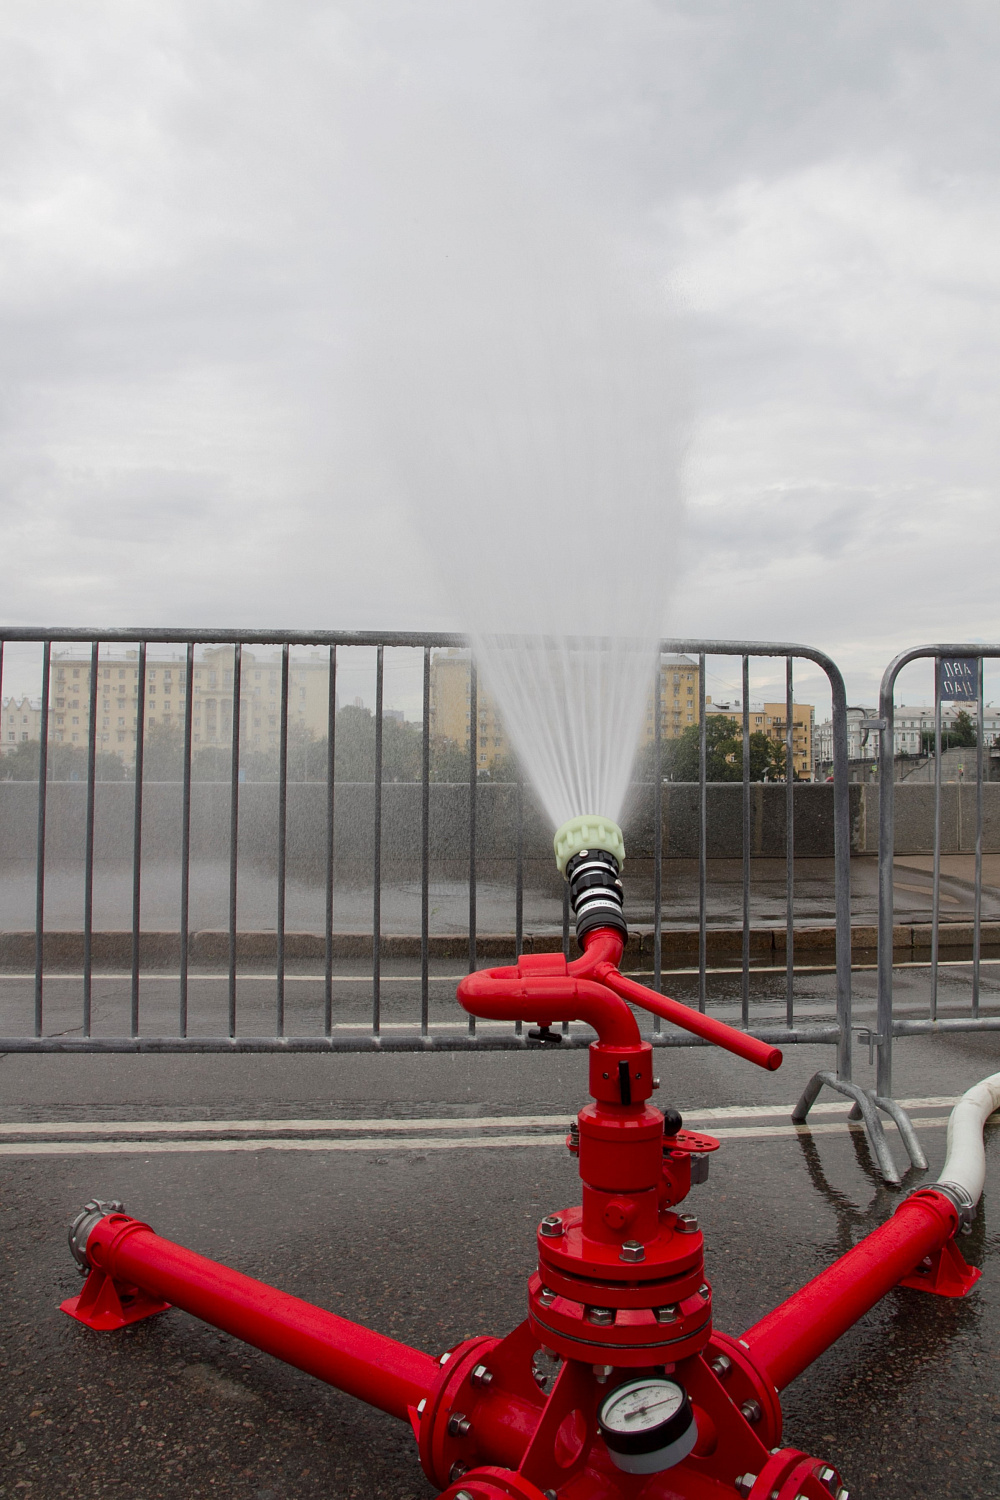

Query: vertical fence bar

[467,659,477,1035]
[373,645,384,1035]
[930,658,942,1021]
[130,644,147,1036]
[973,655,984,1017]
[741,656,751,1028]
[698,653,707,1013]
[324,646,336,1036]
[515,774,524,962]
[826,660,853,1084]
[179,642,194,1038]
[562,882,571,1027]
[515,773,524,1036]
[34,642,51,1037]
[875,675,896,1096]
[653,655,663,1022]
[785,657,795,1029]
[420,646,430,1037]
[275,644,289,1037]
[82,641,99,1037]
[227,644,242,1038]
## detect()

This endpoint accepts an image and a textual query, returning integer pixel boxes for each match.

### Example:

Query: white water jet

[341,82,687,829]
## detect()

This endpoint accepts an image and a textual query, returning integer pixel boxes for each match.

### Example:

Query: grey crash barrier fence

[848,644,1000,1177]
[0,627,885,1161]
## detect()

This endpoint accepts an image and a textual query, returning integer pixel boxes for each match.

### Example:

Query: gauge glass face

[600,1379,684,1435]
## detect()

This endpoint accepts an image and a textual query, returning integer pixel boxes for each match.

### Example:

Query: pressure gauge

[597,1376,697,1475]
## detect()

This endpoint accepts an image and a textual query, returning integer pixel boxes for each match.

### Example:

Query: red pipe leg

[77,1213,438,1421]
[741,1188,966,1391]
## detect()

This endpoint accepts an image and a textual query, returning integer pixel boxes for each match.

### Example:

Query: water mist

[343,85,688,875]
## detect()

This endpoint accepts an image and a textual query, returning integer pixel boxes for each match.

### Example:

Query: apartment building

[47,647,335,766]
[429,649,702,771]
[1,696,42,754]
[814,703,1000,768]
[429,650,508,769]
[705,698,815,780]
[640,654,701,743]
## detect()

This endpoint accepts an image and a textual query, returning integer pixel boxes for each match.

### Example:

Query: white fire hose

[937,1069,1000,1214]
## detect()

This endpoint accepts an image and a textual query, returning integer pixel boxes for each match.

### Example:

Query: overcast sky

[3,1,999,713]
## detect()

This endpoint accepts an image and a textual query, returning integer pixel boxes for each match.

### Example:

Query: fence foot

[872,1093,928,1171]
[792,1070,913,1186]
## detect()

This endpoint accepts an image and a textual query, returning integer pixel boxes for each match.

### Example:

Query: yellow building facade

[429,649,702,770]
[48,648,335,766]
[705,697,814,780]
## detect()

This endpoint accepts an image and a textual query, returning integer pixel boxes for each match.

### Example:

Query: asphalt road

[2,1026,1000,1500]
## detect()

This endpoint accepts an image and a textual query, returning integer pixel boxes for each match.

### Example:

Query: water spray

[57,816,984,1499]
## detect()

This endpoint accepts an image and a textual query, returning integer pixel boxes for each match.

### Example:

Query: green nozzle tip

[553,815,625,877]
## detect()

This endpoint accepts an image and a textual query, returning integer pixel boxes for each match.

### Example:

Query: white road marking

[0,1116,967,1157]
[0,1097,960,1138]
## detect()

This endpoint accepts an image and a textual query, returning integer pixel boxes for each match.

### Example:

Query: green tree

[0,739,129,781]
[921,708,978,755]
[637,716,787,783]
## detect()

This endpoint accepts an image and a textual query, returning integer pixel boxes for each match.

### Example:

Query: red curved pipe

[457,970,642,1048]
[459,926,781,1070]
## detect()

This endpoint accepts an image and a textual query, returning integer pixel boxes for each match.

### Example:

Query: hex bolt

[676,1213,699,1234]
[447,1412,472,1438]
[734,1476,757,1498]
[454,1493,474,1500]
[538,1286,556,1305]
[818,1468,836,1488]
[449,1461,468,1482]
[740,1399,763,1424]
[439,1351,451,1365]
[592,1364,614,1383]
[539,1215,564,1237]
[619,1240,645,1263]
[709,1353,732,1379]
[416,1398,426,1414]
[652,1077,661,1089]
[655,1304,679,1323]
[699,1283,711,1298]
[470,1363,494,1388]
[836,1491,850,1500]
[585,1306,615,1325]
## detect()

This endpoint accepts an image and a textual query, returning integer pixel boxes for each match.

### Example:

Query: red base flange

[61,1267,170,1331]
[899,1235,982,1298]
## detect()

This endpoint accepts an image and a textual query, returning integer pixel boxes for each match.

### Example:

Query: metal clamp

[68,1199,124,1273]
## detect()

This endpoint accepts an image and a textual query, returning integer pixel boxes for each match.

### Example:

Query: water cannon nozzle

[553,815,627,947]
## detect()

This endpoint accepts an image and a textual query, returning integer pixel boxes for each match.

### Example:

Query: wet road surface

[2,1030,1000,1499]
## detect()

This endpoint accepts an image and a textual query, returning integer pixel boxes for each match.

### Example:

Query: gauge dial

[598,1377,697,1476]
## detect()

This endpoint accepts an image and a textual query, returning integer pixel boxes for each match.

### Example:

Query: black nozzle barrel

[565,847,627,946]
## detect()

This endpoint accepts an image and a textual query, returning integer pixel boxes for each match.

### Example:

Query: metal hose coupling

[553,815,628,946]
[68,1200,124,1273]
